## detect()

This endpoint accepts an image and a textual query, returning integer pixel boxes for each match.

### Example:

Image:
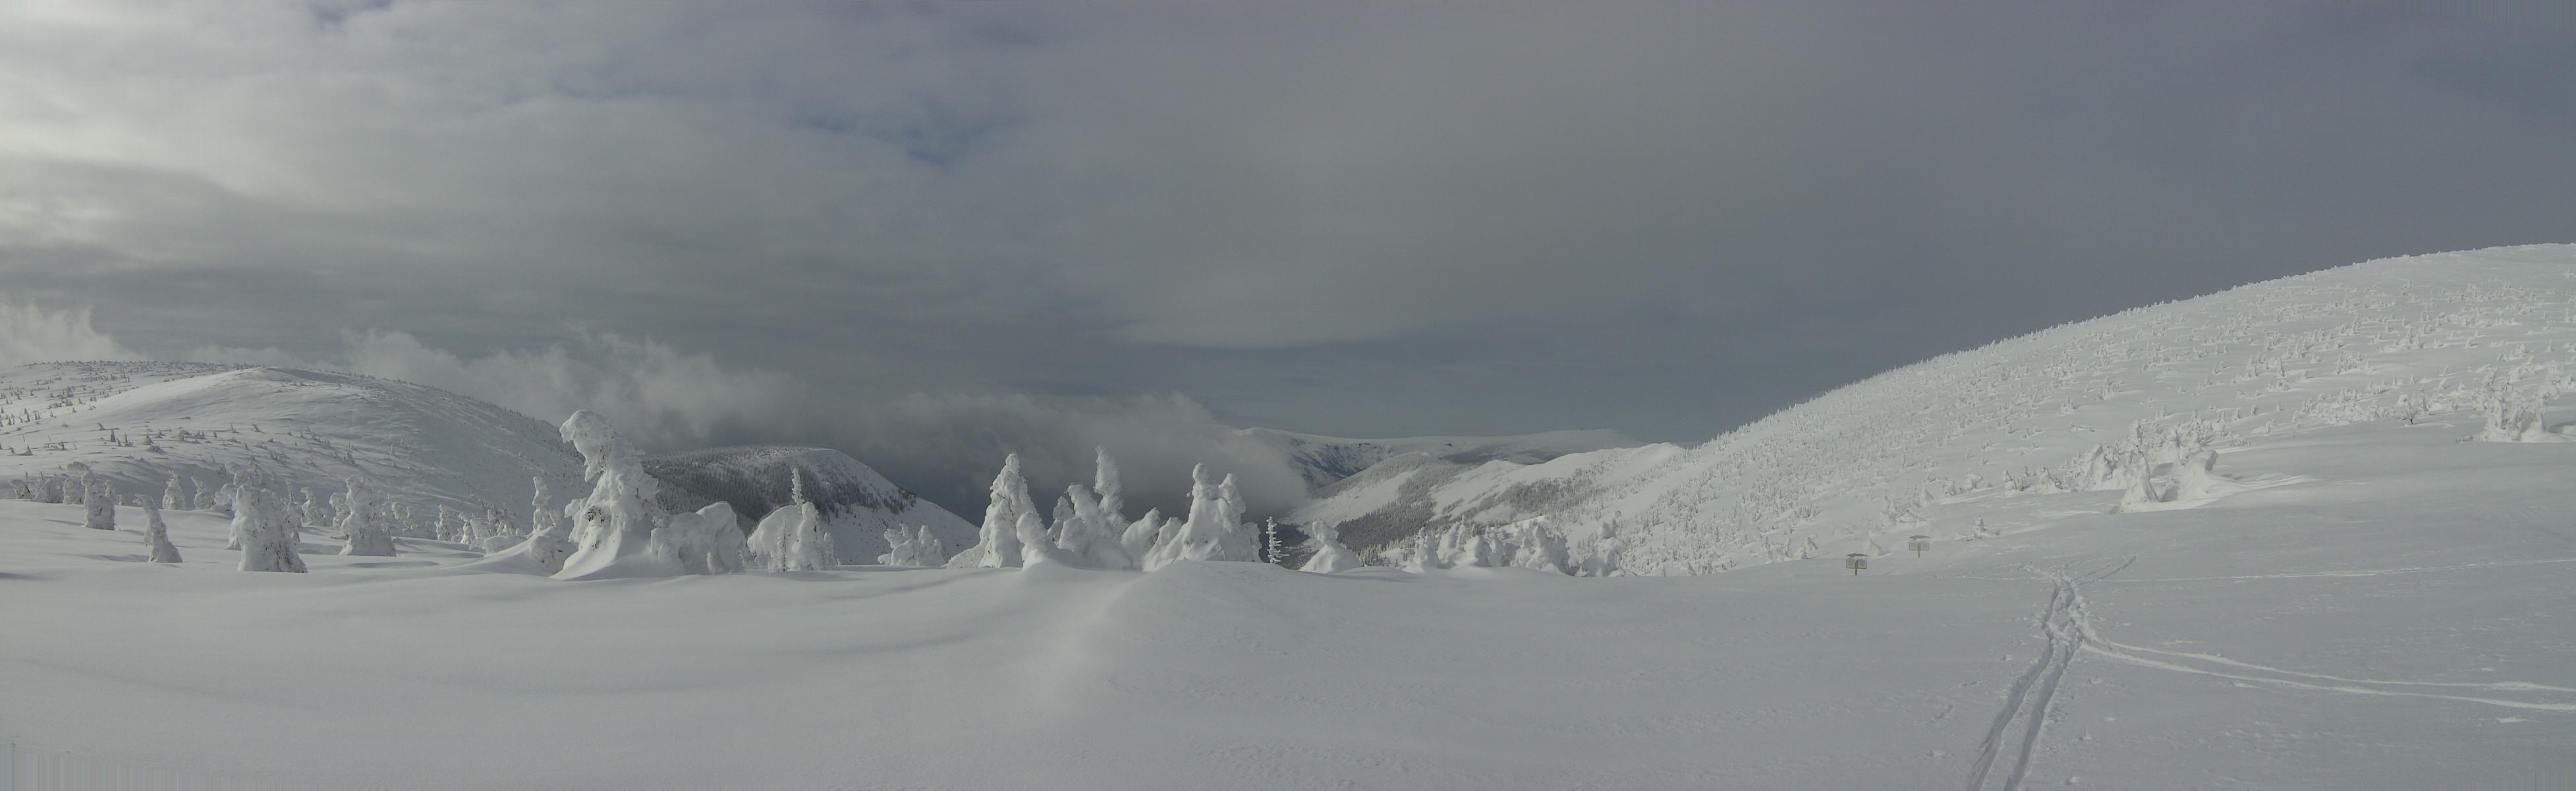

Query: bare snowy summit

[1295,243,2576,571]
[0,362,581,518]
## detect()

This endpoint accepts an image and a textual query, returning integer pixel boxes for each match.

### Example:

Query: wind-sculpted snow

[0,363,584,529]
[1296,244,2576,573]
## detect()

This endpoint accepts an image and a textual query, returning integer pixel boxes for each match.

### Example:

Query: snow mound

[645,444,976,563]
[1294,243,2576,573]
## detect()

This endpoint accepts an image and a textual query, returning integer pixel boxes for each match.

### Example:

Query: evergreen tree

[142,498,181,563]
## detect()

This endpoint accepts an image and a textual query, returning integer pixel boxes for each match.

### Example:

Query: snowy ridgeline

[0,363,584,543]
[1295,244,2576,575]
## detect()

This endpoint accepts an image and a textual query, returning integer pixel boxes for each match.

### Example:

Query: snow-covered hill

[1240,426,1638,491]
[646,444,978,562]
[1295,244,2576,571]
[0,362,582,520]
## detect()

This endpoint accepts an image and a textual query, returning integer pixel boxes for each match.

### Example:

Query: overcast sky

[3,1,2571,512]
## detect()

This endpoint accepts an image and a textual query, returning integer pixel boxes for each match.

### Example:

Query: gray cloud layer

[4,2,2571,499]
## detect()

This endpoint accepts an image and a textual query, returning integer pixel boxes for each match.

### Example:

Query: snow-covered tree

[434,504,459,542]
[514,475,578,574]
[162,473,188,512]
[69,463,113,531]
[948,454,1035,569]
[1143,465,1258,570]
[1514,524,1572,575]
[652,502,747,575]
[301,487,333,528]
[142,498,181,564]
[193,475,222,513]
[335,477,397,557]
[231,465,305,573]
[878,524,946,566]
[1119,508,1165,565]
[555,410,679,578]
[1016,509,1075,567]
[1299,520,1360,573]
[1092,447,1125,529]
[2475,384,2552,442]
[750,470,837,571]
[1055,482,1133,570]
[1403,529,1442,573]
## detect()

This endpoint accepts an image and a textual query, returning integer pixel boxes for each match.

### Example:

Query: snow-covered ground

[3,407,2569,789]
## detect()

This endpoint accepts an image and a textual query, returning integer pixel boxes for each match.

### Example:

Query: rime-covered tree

[231,465,305,573]
[301,487,333,529]
[68,463,113,531]
[336,477,397,557]
[947,454,1034,569]
[1121,508,1167,564]
[142,498,181,563]
[1144,465,1258,570]
[878,524,946,566]
[751,470,837,571]
[1055,482,1133,570]
[518,476,574,573]
[555,410,676,578]
[162,473,188,512]
[1299,520,1360,573]
[1092,447,1125,529]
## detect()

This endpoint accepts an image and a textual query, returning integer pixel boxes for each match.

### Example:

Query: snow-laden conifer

[302,487,333,528]
[232,465,305,573]
[163,473,188,512]
[335,477,397,557]
[751,470,837,571]
[652,502,747,574]
[553,409,681,579]
[1017,510,1075,567]
[1055,483,1133,569]
[1299,520,1360,573]
[142,498,181,563]
[509,476,573,572]
[70,463,113,531]
[1119,508,1164,564]
[1143,465,1258,570]
[947,454,1034,568]
[1092,447,1125,529]
[878,524,946,566]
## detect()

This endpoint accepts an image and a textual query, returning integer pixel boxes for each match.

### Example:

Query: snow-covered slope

[0,362,581,519]
[1241,426,1638,491]
[644,444,978,562]
[1294,244,2576,571]
[4,406,2569,788]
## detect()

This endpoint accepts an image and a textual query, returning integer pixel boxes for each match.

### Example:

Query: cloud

[0,303,140,366]
[3,1,2571,451]
[0,301,1311,515]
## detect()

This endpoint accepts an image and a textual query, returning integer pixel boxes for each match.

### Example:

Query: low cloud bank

[1,302,1312,517]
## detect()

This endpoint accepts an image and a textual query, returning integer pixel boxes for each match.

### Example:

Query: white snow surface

[3,410,2569,788]
[1297,244,2576,571]
[0,363,582,521]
